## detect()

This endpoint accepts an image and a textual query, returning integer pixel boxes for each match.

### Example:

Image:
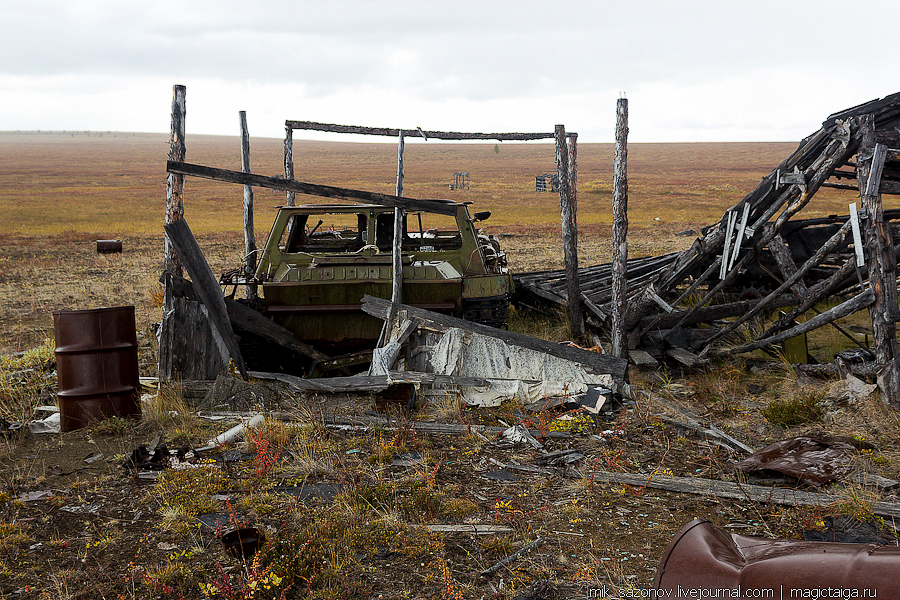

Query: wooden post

[392,130,405,308]
[164,85,186,288]
[611,98,629,358]
[555,124,584,339]
[396,129,406,197]
[239,111,257,301]
[284,125,295,207]
[857,114,900,407]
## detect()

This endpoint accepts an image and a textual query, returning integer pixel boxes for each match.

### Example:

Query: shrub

[762,390,824,427]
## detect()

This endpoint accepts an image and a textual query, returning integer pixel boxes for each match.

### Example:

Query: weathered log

[611,98,629,358]
[858,115,900,408]
[283,125,294,206]
[769,234,807,296]
[284,120,558,141]
[164,85,186,282]
[166,160,459,216]
[727,290,874,355]
[166,274,328,363]
[555,124,584,338]
[569,469,900,520]
[163,219,248,379]
[239,111,257,301]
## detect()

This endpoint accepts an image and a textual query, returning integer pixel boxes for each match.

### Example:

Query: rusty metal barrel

[654,519,900,599]
[53,306,141,432]
[96,240,123,254]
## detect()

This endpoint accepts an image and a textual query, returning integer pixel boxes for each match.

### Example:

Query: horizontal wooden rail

[166,160,459,216]
[284,120,570,141]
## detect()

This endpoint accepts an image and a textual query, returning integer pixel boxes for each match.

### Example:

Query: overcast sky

[3,0,899,143]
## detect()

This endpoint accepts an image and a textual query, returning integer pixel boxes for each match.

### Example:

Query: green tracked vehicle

[223,202,512,354]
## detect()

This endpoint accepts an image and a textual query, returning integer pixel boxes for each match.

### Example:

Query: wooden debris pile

[513,92,900,405]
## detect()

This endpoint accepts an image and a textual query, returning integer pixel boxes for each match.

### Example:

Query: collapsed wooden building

[514,92,900,406]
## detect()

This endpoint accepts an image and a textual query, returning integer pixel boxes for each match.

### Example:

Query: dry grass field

[0,131,861,354]
[0,132,897,600]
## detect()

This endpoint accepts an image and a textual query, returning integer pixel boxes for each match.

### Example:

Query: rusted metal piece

[654,519,900,598]
[53,306,141,432]
[734,435,873,486]
[96,240,122,254]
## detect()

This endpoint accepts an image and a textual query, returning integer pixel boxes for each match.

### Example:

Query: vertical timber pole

[556,124,585,339]
[284,125,295,207]
[378,130,406,347]
[160,84,185,382]
[611,98,630,358]
[858,114,900,407]
[239,111,257,301]
[164,84,186,307]
[392,130,405,308]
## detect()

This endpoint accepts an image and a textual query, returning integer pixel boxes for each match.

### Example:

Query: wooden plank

[666,347,709,369]
[571,469,900,520]
[555,124,585,338]
[159,298,228,381]
[622,384,754,454]
[719,209,737,279]
[226,299,327,362]
[361,295,628,381]
[167,274,328,363]
[381,130,406,344]
[629,349,658,368]
[239,111,257,301]
[284,120,558,141]
[727,202,751,271]
[251,371,391,393]
[166,160,459,216]
[163,219,248,379]
[425,525,514,535]
[611,98,629,358]
[849,202,866,267]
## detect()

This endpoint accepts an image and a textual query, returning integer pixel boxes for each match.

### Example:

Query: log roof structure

[513,92,900,404]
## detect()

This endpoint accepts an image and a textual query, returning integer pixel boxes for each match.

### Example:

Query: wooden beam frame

[284,120,569,141]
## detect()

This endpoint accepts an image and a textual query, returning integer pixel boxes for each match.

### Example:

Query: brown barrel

[53,306,141,432]
[654,519,900,599]
[96,240,123,254]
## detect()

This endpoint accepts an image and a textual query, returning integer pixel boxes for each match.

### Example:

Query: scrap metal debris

[734,434,874,486]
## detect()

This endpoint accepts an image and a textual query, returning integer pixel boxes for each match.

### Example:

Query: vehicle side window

[404,212,463,250]
[285,213,365,253]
